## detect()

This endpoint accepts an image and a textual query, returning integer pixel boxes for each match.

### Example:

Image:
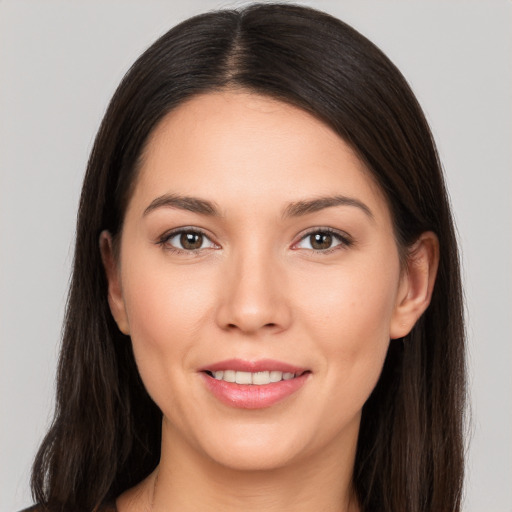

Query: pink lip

[199,358,306,374]
[199,359,310,410]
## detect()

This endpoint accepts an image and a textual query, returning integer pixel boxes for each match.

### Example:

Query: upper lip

[198,358,308,374]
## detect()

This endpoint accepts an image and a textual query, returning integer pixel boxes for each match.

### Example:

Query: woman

[28,3,465,511]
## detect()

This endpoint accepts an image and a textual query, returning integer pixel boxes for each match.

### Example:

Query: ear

[390,231,439,340]
[99,230,130,335]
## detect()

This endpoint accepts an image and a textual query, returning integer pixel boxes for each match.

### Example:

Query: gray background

[1,1,511,510]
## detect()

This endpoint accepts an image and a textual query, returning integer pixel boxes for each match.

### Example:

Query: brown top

[97,503,117,512]
[20,503,117,512]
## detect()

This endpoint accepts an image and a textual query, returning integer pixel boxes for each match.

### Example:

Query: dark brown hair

[31,4,466,511]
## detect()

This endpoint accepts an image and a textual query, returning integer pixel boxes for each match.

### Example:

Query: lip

[199,358,307,374]
[199,359,310,409]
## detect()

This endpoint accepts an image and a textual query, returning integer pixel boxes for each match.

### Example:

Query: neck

[118,417,360,512]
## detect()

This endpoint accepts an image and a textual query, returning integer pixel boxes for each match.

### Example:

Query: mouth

[199,359,311,409]
[204,369,306,385]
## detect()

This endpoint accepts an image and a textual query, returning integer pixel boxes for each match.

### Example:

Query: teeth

[209,369,298,385]
[235,371,253,385]
[269,370,282,382]
[223,369,236,382]
[252,371,270,385]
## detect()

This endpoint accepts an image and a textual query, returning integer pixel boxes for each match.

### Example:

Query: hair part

[31,4,466,511]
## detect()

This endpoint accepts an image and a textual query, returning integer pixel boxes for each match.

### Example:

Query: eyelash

[293,227,353,254]
[157,227,217,255]
[157,227,353,255]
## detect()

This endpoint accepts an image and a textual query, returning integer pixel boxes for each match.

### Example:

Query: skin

[101,90,439,512]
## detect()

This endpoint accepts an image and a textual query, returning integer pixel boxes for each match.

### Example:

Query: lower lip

[201,372,310,409]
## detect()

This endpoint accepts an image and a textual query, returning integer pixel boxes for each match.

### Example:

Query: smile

[200,359,311,409]
[205,370,298,385]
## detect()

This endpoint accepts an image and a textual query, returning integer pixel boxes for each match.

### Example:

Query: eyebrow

[143,193,374,220]
[282,195,374,220]
[143,194,220,217]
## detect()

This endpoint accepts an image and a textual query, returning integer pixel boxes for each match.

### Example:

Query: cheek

[123,253,215,341]
[119,251,217,398]
[296,254,399,396]
[299,255,399,340]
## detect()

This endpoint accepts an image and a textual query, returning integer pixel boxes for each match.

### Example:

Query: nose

[215,247,292,335]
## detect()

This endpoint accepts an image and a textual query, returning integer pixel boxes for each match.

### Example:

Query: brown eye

[310,232,333,250]
[295,229,351,252]
[180,232,203,250]
[162,229,217,252]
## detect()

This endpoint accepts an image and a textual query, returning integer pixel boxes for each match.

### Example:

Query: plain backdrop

[1,1,511,511]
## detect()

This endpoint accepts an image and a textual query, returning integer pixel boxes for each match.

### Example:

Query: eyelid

[156,225,352,255]
[292,227,353,252]
[157,226,220,254]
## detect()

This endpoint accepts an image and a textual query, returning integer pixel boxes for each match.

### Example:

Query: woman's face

[103,90,423,471]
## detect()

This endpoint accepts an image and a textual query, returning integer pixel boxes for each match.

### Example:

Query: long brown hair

[31,4,466,511]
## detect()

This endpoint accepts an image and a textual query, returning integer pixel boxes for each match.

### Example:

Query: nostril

[225,321,278,332]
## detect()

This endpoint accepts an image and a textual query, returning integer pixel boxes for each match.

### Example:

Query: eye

[294,229,352,252]
[159,228,218,253]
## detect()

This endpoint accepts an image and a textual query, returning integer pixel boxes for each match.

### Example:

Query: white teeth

[223,370,236,382]
[269,371,283,382]
[252,371,270,385]
[235,371,253,384]
[209,369,298,385]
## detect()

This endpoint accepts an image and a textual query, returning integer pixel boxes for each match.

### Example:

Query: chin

[207,442,303,472]
[194,417,331,474]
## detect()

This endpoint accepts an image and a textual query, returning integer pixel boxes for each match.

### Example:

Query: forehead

[130,90,390,222]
